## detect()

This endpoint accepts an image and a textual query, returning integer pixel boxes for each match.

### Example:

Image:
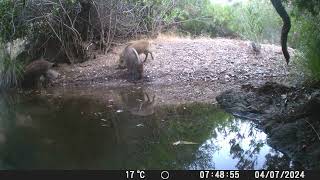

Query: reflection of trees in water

[226,119,293,170]
[188,115,235,170]
[197,118,264,169]
[226,119,268,169]
[263,150,304,170]
[188,144,217,170]
[218,120,302,170]
[228,120,265,169]
[189,118,294,170]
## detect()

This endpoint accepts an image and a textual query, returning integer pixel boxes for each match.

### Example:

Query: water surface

[0,88,296,170]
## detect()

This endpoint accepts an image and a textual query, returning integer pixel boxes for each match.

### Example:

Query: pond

[0,87,299,170]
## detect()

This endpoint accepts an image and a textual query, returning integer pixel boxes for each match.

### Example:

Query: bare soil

[49,36,299,105]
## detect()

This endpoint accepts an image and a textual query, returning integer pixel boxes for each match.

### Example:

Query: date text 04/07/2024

[199,170,306,179]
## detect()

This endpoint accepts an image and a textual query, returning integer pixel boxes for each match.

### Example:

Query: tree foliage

[0,0,28,42]
[289,0,320,80]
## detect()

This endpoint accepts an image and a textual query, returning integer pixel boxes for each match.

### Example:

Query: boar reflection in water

[120,90,156,116]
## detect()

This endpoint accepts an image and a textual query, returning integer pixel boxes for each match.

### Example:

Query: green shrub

[0,0,28,43]
[230,0,282,43]
[168,0,285,41]
[0,43,25,90]
[169,0,235,37]
[294,13,320,80]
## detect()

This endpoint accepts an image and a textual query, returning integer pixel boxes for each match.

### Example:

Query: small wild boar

[121,46,144,81]
[21,59,55,88]
[118,40,153,69]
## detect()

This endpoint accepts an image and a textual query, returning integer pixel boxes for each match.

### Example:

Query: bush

[0,43,24,90]
[173,1,236,37]
[0,0,27,42]
[294,13,320,80]
[284,0,320,81]
[230,0,282,43]
[168,0,284,41]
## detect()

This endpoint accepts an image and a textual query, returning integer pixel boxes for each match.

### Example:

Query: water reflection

[188,119,290,170]
[0,89,296,169]
[119,87,156,117]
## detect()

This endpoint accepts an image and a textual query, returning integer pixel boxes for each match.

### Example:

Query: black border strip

[0,170,318,180]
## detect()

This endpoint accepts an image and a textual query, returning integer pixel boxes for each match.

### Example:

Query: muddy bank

[216,82,320,169]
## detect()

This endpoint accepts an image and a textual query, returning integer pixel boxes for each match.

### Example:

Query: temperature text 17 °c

[125,170,146,179]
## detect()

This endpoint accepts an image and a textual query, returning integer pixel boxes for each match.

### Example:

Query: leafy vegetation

[290,2,320,81]
[0,0,28,42]
[231,0,282,44]
[166,0,235,37]
[162,0,282,43]
[0,43,24,90]
[0,0,28,90]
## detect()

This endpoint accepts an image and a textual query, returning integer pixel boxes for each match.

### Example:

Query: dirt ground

[49,35,300,105]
